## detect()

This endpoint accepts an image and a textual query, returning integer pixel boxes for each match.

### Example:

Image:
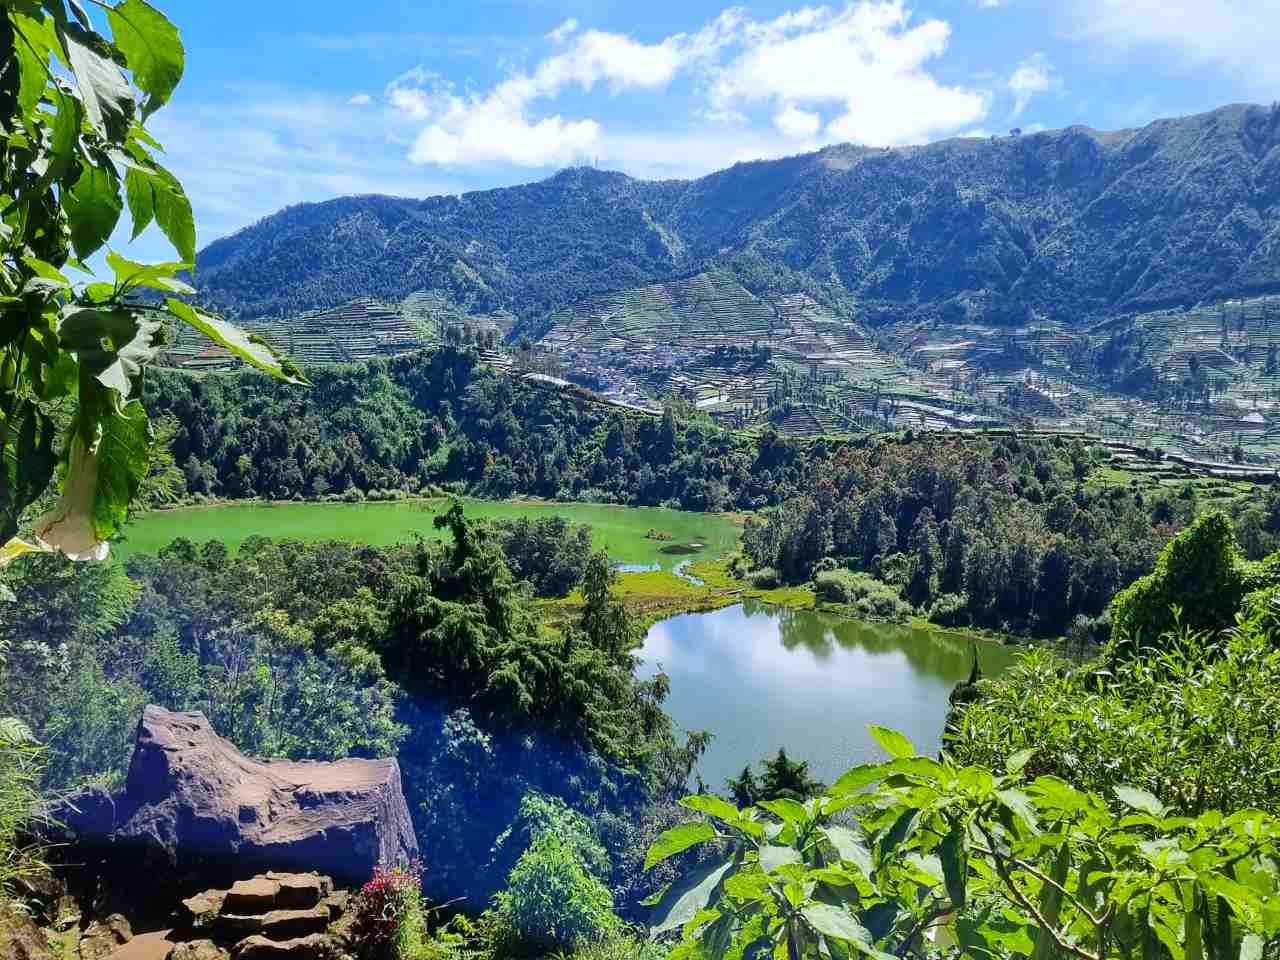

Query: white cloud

[546,18,578,43]
[1070,0,1280,89]
[1007,53,1054,115]
[708,2,990,146]
[388,1,992,170]
[388,26,700,167]
[774,104,822,139]
[346,93,372,106]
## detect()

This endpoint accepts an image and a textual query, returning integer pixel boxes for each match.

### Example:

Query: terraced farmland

[162,297,427,369]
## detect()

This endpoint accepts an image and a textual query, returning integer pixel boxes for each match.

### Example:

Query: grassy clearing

[541,559,821,637]
[119,498,743,571]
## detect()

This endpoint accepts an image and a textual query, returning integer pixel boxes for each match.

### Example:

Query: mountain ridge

[195,102,1280,329]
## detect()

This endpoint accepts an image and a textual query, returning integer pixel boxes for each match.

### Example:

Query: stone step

[320,892,348,924]
[262,874,331,911]
[167,940,228,960]
[230,935,327,960]
[215,908,330,943]
[222,880,280,915]
[180,890,227,924]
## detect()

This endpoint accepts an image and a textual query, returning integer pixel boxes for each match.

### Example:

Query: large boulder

[68,706,417,885]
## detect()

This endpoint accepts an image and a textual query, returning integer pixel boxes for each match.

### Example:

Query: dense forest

[144,348,820,510]
[739,432,1200,636]
[1,508,700,915]
[197,104,1280,328]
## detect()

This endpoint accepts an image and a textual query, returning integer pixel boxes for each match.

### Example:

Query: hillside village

[159,278,1280,470]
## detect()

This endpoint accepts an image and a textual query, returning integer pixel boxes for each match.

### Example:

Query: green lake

[638,601,1018,789]
[118,498,742,571]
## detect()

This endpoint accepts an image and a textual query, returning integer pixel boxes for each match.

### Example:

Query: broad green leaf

[1115,785,1167,818]
[1028,776,1092,814]
[1005,748,1036,776]
[830,763,886,796]
[11,13,59,114]
[63,27,134,139]
[650,856,736,935]
[37,86,82,188]
[880,756,945,780]
[59,307,165,399]
[800,904,893,959]
[106,0,184,119]
[65,163,124,259]
[82,384,152,542]
[996,788,1040,834]
[822,826,873,877]
[124,167,155,240]
[645,821,717,871]
[21,257,71,287]
[165,298,306,384]
[0,400,57,543]
[150,165,195,263]
[939,821,968,910]
[868,725,915,760]
[758,798,808,827]
[105,251,195,295]
[681,795,745,825]
[878,808,920,858]
[759,844,802,873]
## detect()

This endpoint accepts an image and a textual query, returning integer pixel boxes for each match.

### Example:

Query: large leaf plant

[647,726,1280,959]
[0,0,302,567]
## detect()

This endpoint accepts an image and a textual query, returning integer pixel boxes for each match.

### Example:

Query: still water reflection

[637,600,1017,790]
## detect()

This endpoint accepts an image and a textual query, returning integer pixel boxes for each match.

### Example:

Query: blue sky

[126,0,1279,263]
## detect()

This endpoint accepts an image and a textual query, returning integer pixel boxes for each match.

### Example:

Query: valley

[5,4,1280,954]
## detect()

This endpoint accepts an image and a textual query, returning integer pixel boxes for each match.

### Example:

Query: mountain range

[195,103,1280,332]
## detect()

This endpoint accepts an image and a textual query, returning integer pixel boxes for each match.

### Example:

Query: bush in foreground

[492,833,621,954]
[647,725,1280,959]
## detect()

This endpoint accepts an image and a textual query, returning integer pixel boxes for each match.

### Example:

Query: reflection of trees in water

[752,601,1013,684]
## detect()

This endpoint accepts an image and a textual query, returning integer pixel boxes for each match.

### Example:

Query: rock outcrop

[53,706,417,885]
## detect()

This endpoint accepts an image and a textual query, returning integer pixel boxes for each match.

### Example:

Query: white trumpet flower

[32,433,109,562]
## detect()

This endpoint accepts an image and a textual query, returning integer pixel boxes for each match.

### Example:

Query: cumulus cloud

[546,18,578,43]
[346,93,372,106]
[388,1,993,169]
[775,104,822,139]
[1007,53,1054,115]
[1070,0,1280,89]
[707,2,989,146]
[388,26,705,166]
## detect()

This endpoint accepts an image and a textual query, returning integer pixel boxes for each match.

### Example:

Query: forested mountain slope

[197,103,1280,327]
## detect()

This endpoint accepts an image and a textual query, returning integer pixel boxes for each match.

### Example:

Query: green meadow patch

[119,498,743,571]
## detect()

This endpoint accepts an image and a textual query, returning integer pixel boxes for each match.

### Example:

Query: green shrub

[560,934,665,960]
[0,720,46,897]
[814,570,912,622]
[351,861,427,960]
[948,616,1280,817]
[493,833,621,954]
[489,791,610,884]
[928,592,968,626]
[748,567,780,589]
[1110,512,1280,646]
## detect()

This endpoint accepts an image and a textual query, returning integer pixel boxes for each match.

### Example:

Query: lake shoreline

[634,599,1020,788]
